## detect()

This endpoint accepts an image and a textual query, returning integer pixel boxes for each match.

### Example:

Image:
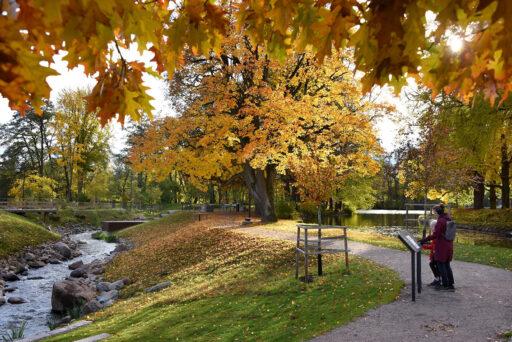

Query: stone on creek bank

[7,296,27,304]
[96,282,110,292]
[96,290,118,305]
[82,299,103,315]
[28,260,47,269]
[109,279,128,291]
[2,272,20,282]
[24,252,36,261]
[53,242,72,259]
[69,260,84,270]
[70,268,88,278]
[51,278,96,313]
[145,281,172,293]
[3,285,17,292]
[0,296,5,306]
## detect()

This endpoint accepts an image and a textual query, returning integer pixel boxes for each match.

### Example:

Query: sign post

[397,231,421,301]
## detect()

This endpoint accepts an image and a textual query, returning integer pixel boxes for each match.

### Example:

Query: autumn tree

[52,89,110,201]
[86,170,112,203]
[3,1,512,123]
[402,89,512,209]
[130,32,382,221]
[8,174,57,201]
[0,103,55,180]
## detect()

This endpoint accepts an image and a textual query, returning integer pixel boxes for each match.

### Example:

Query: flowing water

[0,232,116,338]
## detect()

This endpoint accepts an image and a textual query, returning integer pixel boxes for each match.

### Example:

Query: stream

[0,231,116,338]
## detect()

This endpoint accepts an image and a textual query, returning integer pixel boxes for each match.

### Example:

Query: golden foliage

[2,1,511,123]
[8,174,57,201]
[130,38,383,197]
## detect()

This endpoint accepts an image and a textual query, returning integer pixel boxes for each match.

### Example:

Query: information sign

[397,231,422,301]
[398,231,421,252]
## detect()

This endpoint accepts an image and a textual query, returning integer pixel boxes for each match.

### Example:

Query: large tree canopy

[2,0,511,124]
[129,36,382,221]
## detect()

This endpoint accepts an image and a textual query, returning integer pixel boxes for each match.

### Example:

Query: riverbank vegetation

[260,220,512,272]
[452,209,512,232]
[46,212,402,341]
[0,211,59,258]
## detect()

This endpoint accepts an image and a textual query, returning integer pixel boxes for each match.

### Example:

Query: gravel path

[235,227,512,342]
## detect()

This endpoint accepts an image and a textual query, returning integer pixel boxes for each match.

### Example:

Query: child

[422,219,441,286]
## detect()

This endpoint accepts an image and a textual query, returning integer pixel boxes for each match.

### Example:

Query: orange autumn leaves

[3,1,512,123]
[105,212,295,298]
[129,39,383,201]
[1,0,226,123]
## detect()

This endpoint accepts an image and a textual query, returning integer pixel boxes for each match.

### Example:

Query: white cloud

[0,46,171,153]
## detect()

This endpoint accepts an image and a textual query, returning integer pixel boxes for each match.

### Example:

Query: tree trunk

[489,181,497,209]
[501,134,510,208]
[473,171,485,209]
[208,183,215,204]
[243,163,277,222]
[63,165,73,202]
[38,116,45,176]
[77,170,84,200]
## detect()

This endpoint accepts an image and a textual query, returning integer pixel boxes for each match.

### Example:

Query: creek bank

[0,229,128,338]
[456,223,512,237]
[0,237,81,305]
[50,244,132,317]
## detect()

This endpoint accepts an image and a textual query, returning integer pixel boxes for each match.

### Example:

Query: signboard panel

[398,231,420,253]
[396,231,422,301]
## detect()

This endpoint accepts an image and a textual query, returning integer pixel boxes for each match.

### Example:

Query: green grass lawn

[261,220,512,271]
[45,212,402,341]
[0,210,60,258]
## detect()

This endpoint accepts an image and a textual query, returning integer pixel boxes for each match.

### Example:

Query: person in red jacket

[422,219,441,286]
[421,204,455,291]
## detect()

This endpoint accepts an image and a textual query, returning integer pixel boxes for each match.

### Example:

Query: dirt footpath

[236,227,512,342]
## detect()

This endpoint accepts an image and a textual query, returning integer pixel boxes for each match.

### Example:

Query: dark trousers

[429,260,440,279]
[437,261,454,287]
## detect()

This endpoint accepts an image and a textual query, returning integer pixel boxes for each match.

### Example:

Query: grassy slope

[452,208,512,232]
[46,212,402,342]
[25,208,149,227]
[0,210,59,258]
[56,208,132,226]
[263,220,512,271]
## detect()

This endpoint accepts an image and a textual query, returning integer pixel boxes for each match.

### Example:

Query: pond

[304,209,512,249]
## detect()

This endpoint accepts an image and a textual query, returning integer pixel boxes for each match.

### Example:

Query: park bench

[295,224,350,282]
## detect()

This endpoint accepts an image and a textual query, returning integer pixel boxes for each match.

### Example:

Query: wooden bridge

[0,200,58,214]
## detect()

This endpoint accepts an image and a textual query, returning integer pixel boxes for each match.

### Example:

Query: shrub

[8,174,57,201]
[298,201,318,221]
[91,231,118,243]
[452,208,512,231]
[275,198,295,219]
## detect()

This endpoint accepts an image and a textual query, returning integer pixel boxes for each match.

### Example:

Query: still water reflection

[303,210,512,248]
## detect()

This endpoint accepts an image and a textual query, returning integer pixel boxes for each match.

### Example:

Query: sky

[0,47,171,154]
[0,51,409,154]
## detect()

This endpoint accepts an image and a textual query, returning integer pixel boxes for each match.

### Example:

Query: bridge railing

[0,200,58,210]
